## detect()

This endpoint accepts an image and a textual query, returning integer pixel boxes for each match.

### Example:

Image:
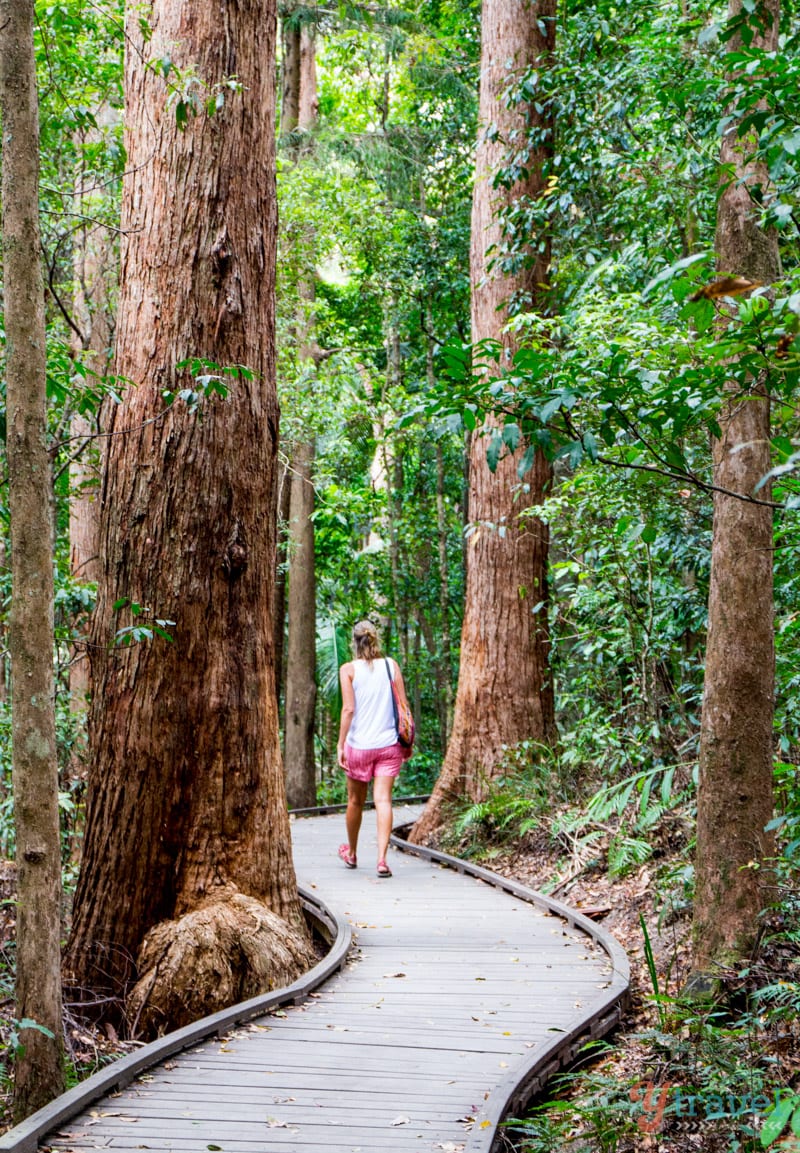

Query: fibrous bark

[411,0,556,844]
[64,0,312,1034]
[0,0,66,1116]
[690,0,780,982]
[127,885,316,1036]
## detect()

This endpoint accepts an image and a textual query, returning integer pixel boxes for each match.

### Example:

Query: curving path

[2,805,628,1153]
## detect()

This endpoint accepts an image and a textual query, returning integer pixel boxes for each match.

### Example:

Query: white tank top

[346,658,398,750]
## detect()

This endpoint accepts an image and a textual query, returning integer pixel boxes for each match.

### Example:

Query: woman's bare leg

[373,775,395,864]
[345,777,368,858]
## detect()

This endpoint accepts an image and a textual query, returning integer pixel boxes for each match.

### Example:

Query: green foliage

[517,935,800,1153]
[443,743,569,857]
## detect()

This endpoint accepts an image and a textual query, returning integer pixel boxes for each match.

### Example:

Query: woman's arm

[337,663,355,769]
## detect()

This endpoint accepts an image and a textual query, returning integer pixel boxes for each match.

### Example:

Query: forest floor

[476,815,800,1153]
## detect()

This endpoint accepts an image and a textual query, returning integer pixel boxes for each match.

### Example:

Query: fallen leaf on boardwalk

[480,1120,492,1129]
[502,1031,512,1036]
[266,1117,289,1128]
[434,1144,465,1152]
[457,1115,476,1124]
[208,1146,223,1151]
[475,976,486,981]
[383,972,406,978]
[499,1061,509,1068]
[391,1115,411,1126]
[273,1096,295,1103]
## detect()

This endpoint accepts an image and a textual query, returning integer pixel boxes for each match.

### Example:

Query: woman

[337,619,411,878]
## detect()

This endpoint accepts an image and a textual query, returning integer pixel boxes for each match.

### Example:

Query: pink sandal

[376,859,392,878]
[338,843,357,869]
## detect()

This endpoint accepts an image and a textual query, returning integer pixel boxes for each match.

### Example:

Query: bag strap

[384,658,400,727]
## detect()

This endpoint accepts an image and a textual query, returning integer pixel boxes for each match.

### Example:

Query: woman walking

[337,620,411,878]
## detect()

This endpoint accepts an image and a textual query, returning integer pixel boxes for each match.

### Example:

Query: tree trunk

[273,461,292,719]
[64,0,314,1037]
[436,436,453,748]
[0,535,8,704]
[690,0,780,983]
[0,0,66,1116]
[69,119,115,706]
[65,125,113,877]
[411,0,556,844]
[284,441,318,807]
[282,18,319,808]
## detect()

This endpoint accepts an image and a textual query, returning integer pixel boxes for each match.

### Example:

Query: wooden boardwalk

[16,805,627,1153]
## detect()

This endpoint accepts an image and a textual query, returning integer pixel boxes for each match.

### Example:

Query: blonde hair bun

[353,619,382,663]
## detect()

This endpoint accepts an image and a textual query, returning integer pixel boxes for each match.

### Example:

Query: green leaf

[641,523,657,544]
[761,1097,794,1146]
[502,422,521,452]
[486,432,503,473]
[17,1019,55,1040]
[517,445,536,478]
[582,431,598,462]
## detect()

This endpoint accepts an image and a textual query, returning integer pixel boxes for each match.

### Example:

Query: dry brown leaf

[688,276,762,300]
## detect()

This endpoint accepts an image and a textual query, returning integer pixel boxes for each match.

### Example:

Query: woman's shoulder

[340,660,355,677]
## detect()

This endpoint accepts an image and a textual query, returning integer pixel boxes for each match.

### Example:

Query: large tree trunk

[64,0,314,1038]
[0,0,66,1116]
[282,21,319,807]
[411,0,556,844]
[690,0,780,984]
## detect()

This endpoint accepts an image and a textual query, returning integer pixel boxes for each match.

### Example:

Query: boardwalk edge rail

[390,822,631,1153]
[0,887,352,1153]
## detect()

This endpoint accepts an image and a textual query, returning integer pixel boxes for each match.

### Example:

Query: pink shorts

[344,742,404,782]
